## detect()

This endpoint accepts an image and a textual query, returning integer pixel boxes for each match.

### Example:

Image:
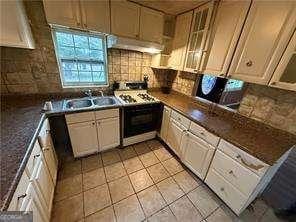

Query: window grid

[53,29,108,88]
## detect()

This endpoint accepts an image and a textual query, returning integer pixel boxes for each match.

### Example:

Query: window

[53,29,108,88]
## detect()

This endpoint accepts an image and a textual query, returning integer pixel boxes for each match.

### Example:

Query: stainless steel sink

[93,97,117,106]
[65,99,92,109]
[63,96,120,110]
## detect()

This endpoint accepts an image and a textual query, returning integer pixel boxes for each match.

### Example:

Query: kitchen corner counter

[150,91,296,165]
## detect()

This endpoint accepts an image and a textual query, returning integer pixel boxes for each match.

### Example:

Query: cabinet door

[269,31,296,91]
[32,156,54,219]
[111,1,140,39]
[0,0,35,49]
[228,1,296,84]
[167,118,186,157]
[68,121,98,157]
[97,117,120,151]
[203,1,251,77]
[168,11,193,70]
[20,183,48,222]
[139,7,164,44]
[43,0,81,28]
[181,132,215,180]
[80,0,110,33]
[160,106,171,142]
[184,2,214,73]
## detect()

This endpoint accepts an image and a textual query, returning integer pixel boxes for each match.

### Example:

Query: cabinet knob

[43,148,50,151]
[246,60,253,67]
[92,122,96,125]
[46,129,50,134]
[270,82,276,85]
[84,23,87,28]
[220,187,225,192]
[200,132,205,136]
[77,22,81,26]
[193,69,198,73]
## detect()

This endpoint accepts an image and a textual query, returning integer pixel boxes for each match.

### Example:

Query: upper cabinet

[184,2,214,73]
[111,1,140,39]
[111,0,164,44]
[228,1,296,85]
[168,11,193,70]
[0,0,35,49]
[43,0,110,33]
[80,0,110,33]
[269,31,296,91]
[43,0,81,28]
[139,7,164,44]
[203,1,251,77]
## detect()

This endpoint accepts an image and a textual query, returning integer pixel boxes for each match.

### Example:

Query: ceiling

[130,0,205,15]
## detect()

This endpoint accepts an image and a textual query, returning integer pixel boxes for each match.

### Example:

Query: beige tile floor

[51,139,286,222]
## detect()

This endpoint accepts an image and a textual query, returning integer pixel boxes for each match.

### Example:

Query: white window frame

[52,28,109,88]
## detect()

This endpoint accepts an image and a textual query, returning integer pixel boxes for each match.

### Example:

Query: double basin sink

[63,96,120,110]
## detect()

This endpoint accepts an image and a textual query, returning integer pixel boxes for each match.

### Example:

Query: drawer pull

[236,155,264,171]
[17,194,27,200]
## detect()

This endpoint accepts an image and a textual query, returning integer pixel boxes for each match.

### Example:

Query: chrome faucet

[98,90,104,97]
[84,89,92,98]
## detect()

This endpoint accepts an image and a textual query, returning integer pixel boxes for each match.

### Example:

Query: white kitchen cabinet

[203,1,251,77]
[43,0,81,29]
[43,0,110,33]
[184,2,214,73]
[160,106,172,143]
[97,117,120,151]
[168,11,193,70]
[269,31,296,91]
[38,119,58,185]
[228,1,296,85]
[111,1,140,39]
[140,7,164,44]
[167,118,187,157]
[20,183,48,222]
[67,121,99,157]
[80,0,110,33]
[181,131,215,180]
[32,154,54,219]
[0,0,35,49]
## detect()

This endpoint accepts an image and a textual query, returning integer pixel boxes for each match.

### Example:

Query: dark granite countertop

[150,91,296,165]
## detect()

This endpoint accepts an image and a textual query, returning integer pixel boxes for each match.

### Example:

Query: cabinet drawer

[26,141,42,179]
[218,139,269,177]
[8,171,30,211]
[171,110,190,129]
[95,109,119,119]
[66,111,95,124]
[205,168,247,215]
[212,150,260,196]
[189,121,220,146]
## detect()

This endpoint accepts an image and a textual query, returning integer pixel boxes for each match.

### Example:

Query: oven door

[123,104,161,138]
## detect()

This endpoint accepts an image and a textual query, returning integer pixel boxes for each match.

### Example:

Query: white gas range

[114,82,161,146]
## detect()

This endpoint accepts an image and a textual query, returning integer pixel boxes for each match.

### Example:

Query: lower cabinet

[97,117,120,151]
[181,131,215,180]
[67,121,98,157]
[66,109,120,157]
[166,118,186,156]
[160,106,171,143]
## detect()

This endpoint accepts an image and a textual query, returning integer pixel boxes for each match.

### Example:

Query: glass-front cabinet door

[184,2,214,73]
[269,31,296,91]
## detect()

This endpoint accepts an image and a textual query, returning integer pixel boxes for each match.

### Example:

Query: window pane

[74,35,88,48]
[79,71,93,82]
[59,46,75,58]
[93,72,106,82]
[199,9,208,30]
[64,70,79,82]
[89,37,103,49]
[56,32,74,47]
[53,29,107,87]
[193,12,201,32]
[189,33,197,51]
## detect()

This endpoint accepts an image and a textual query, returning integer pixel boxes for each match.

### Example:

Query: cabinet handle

[270,82,276,85]
[17,194,27,200]
[46,129,50,134]
[33,154,40,159]
[193,69,198,73]
[84,23,87,28]
[219,74,224,77]
[246,60,253,67]
[43,148,50,151]
[236,155,264,170]
[229,170,237,178]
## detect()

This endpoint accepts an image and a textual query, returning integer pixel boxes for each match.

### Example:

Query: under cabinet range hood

[107,35,164,54]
